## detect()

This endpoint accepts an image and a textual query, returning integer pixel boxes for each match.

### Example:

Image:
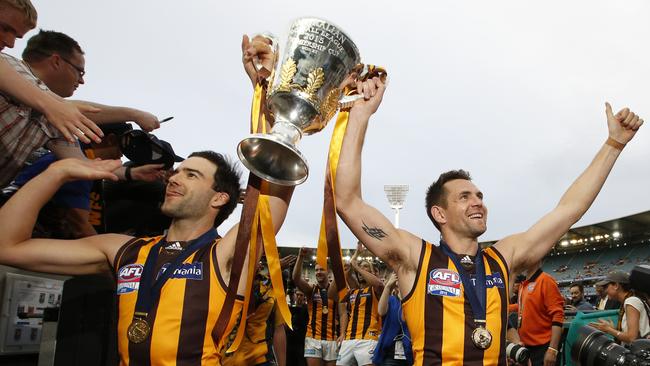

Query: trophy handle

[338,64,388,109]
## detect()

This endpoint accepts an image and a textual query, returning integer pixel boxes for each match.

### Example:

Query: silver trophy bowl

[238,17,361,186]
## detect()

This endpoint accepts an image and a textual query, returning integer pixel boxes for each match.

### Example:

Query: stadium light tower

[384,184,409,228]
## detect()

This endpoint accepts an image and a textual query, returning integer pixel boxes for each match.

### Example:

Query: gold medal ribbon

[316,111,351,300]
[258,193,293,330]
[226,200,260,353]
[316,65,387,300]
[214,82,265,350]
[223,80,293,353]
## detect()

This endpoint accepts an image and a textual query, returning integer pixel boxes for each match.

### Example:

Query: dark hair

[188,151,242,227]
[620,282,633,292]
[22,29,83,63]
[514,274,527,284]
[570,283,584,293]
[425,169,472,230]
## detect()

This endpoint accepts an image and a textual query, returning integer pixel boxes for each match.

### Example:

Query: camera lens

[506,342,530,364]
[572,326,628,366]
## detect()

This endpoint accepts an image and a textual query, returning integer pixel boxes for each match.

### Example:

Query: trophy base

[237,134,309,186]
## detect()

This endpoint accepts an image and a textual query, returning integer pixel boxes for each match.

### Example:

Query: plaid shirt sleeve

[0,53,62,187]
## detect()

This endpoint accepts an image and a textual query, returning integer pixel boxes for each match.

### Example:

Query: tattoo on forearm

[362,222,388,240]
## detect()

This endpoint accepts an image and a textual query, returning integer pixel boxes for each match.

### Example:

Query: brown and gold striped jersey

[113,236,241,366]
[222,279,282,366]
[306,284,338,341]
[402,240,510,366]
[344,286,381,340]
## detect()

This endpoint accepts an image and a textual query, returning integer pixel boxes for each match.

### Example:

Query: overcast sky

[12,0,649,248]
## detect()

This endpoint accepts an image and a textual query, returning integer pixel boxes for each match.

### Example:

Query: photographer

[590,271,650,345]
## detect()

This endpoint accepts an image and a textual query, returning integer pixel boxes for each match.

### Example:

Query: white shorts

[336,339,377,366]
[304,336,338,361]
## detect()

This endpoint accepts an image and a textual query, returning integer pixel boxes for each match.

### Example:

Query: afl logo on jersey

[118,264,143,281]
[427,269,461,297]
[117,264,143,295]
[349,293,357,303]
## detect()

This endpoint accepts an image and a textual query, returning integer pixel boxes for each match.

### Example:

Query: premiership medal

[319,287,329,314]
[440,240,493,351]
[471,326,493,350]
[128,229,219,345]
[127,317,151,344]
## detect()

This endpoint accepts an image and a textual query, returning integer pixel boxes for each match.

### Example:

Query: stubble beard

[161,198,192,220]
[316,276,327,286]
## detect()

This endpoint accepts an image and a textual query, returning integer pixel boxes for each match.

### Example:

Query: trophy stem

[237,121,309,186]
[271,120,303,146]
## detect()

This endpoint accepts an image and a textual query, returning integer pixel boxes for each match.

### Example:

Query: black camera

[506,342,530,364]
[572,326,650,365]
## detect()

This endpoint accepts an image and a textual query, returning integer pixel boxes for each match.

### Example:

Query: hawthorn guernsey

[427,268,505,298]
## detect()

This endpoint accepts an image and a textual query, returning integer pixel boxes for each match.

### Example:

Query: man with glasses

[0,0,105,176]
[22,29,86,99]
[0,2,158,188]
[21,30,160,131]
[0,29,165,187]
[2,30,169,237]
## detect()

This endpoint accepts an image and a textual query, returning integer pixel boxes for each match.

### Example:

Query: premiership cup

[238,18,363,186]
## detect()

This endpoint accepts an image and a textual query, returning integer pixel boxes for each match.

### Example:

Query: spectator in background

[590,271,650,345]
[292,248,340,366]
[4,123,135,238]
[508,274,527,334]
[337,242,384,366]
[373,272,412,366]
[565,283,595,311]
[22,30,160,131]
[0,27,164,188]
[19,29,161,162]
[286,287,309,366]
[594,280,621,310]
[515,261,564,366]
[0,30,174,238]
[222,257,296,366]
[511,274,526,304]
[0,0,104,155]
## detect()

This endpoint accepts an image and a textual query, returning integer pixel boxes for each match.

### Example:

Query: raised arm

[0,158,132,274]
[47,140,165,182]
[68,100,161,131]
[292,247,313,297]
[351,242,384,296]
[335,78,419,270]
[344,259,359,290]
[0,57,102,144]
[218,36,293,295]
[378,272,398,317]
[495,103,644,273]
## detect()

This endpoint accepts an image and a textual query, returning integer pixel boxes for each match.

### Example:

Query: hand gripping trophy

[238,17,376,185]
